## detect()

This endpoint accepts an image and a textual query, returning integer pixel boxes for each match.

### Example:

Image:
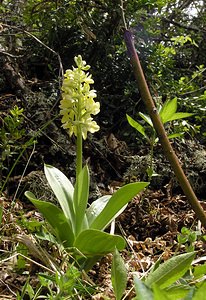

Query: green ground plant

[0,106,25,175]
[112,249,206,300]
[177,226,206,253]
[0,105,36,196]
[127,97,193,179]
[16,266,93,299]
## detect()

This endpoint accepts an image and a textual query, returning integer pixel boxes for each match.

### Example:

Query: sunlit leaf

[44,164,75,229]
[166,112,194,122]
[139,112,153,127]
[193,282,206,300]
[153,284,171,300]
[25,191,74,247]
[160,98,177,124]
[90,182,149,230]
[126,114,148,138]
[164,285,194,300]
[86,195,111,225]
[167,133,184,139]
[74,229,125,256]
[145,252,195,289]
[111,248,127,300]
[193,263,206,279]
[133,276,153,300]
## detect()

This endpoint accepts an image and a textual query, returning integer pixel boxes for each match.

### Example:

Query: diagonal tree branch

[123,29,206,227]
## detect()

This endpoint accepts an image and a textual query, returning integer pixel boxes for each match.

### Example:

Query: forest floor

[0,90,206,299]
[0,143,206,299]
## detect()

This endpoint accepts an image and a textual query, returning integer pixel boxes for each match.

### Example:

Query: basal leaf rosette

[60,55,100,139]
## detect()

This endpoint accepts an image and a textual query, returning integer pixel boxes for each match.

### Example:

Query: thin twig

[180,85,206,96]
[122,286,134,300]
[23,113,66,153]
[0,250,56,274]
[0,139,34,195]
[0,50,23,58]
[2,23,64,86]
[120,0,128,29]
[118,222,147,275]
[24,29,64,81]
[0,279,16,297]
[2,235,59,273]
[11,141,36,206]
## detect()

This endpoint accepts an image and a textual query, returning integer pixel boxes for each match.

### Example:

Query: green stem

[75,71,83,179]
[76,124,83,179]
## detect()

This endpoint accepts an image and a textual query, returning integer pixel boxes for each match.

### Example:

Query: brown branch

[123,29,206,227]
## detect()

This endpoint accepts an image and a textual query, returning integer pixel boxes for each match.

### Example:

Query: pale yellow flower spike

[60,55,100,139]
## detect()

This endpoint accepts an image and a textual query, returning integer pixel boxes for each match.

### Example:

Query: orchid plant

[25,55,148,270]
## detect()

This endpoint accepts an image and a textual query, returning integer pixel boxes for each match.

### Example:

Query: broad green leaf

[193,263,206,279]
[44,164,75,228]
[126,114,148,138]
[86,195,127,227]
[193,282,206,300]
[25,191,74,247]
[145,252,195,289]
[159,98,177,124]
[111,248,127,300]
[153,284,171,300]
[86,195,111,225]
[73,165,89,235]
[90,182,149,230]
[139,112,153,127]
[166,112,194,122]
[74,229,125,256]
[133,276,153,300]
[164,286,193,300]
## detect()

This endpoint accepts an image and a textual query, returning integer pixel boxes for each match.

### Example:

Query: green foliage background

[1,0,206,140]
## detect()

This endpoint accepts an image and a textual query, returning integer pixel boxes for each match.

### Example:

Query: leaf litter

[0,136,206,299]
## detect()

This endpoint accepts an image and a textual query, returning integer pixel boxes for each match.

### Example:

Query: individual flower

[60,55,100,139]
